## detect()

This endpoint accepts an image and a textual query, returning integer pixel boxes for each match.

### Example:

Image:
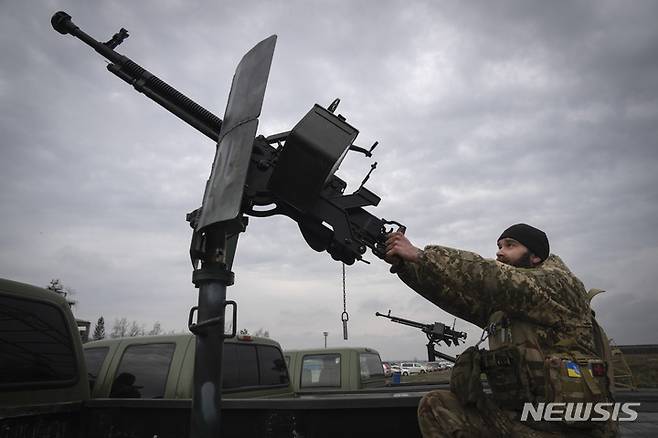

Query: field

[622,353,658,389]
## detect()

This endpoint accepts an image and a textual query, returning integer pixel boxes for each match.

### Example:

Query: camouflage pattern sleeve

[396,245,587,330]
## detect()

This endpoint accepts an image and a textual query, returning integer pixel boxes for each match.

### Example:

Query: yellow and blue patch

[566,361,582,378]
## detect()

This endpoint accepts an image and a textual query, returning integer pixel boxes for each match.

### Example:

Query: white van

[399,362,428,375]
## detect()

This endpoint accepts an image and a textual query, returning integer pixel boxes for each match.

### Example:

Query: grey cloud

[1,0,656,360]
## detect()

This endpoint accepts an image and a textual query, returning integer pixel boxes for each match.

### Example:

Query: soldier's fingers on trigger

[386,232,403,245]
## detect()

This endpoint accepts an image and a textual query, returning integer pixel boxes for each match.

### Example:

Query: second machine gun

[376,310,467,363]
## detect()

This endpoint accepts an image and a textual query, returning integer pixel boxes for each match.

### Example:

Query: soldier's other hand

[385,232,421,271]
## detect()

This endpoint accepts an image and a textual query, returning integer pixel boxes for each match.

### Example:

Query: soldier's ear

[530,253,542,266]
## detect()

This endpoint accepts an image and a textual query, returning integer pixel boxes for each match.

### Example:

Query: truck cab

[0,278,90,407]
[84,333,294,399]
[284,347,387,392]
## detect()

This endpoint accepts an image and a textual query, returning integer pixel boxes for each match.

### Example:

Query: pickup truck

[284,347,387,393]
[84,333,293,399]
[0,278,428,437]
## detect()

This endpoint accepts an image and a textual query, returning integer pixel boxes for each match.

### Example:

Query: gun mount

[52,11,402,438]
[376,310,467,363]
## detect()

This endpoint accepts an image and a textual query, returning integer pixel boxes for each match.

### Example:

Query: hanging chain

[341,263,349,340]
[342,262,347,314]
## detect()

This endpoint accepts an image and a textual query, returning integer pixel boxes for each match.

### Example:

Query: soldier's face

[496,238,540,268]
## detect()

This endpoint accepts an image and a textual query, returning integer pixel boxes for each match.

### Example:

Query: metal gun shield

[197,35,277,231]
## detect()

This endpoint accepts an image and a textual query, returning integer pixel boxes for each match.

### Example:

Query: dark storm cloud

[1,0,657,358]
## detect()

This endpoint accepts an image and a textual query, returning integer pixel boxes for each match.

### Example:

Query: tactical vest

[481,310,612,412]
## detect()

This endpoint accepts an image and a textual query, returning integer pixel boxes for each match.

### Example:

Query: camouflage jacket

[397,245,599,358]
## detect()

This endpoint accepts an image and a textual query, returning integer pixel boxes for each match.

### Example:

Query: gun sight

[105,28,129,49]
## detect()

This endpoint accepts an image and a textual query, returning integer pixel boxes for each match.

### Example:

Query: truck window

[300,354,341,388]
[257,345,289,386]
[0,295,77,388]
[223,343,259,389]
[109,343,175,398]
[359,353,384,380]
[84,347,109,390]
[223,344,289,389]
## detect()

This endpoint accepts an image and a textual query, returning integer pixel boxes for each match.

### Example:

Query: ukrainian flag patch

[566,361,582,378]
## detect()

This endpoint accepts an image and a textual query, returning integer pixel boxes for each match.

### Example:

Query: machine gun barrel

[51,11,222,142]
[375,311,428,330]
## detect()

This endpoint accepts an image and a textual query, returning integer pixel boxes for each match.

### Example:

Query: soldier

[385,224,616,437]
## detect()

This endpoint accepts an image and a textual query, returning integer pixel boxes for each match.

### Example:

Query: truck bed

[83,394,424,438]
[2,389,656,437]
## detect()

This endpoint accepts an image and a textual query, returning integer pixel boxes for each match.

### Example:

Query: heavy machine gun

[376,310,467,363]
[50,11,401,267]
[51,11,402,438]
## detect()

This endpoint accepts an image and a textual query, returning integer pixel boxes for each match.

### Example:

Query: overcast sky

[2,0,657,361]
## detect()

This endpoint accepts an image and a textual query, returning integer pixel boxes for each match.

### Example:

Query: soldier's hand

[385,232,421,271]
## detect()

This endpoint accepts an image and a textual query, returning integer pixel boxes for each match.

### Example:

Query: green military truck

[284,347,387,393]
[84,334,293,400]
[0,278,90,409]
[0,278,428,437]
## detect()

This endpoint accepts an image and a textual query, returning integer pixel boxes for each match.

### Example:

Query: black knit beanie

[497,223,550,261]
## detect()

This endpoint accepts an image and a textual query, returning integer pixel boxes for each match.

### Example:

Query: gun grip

[389,226,406,273]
